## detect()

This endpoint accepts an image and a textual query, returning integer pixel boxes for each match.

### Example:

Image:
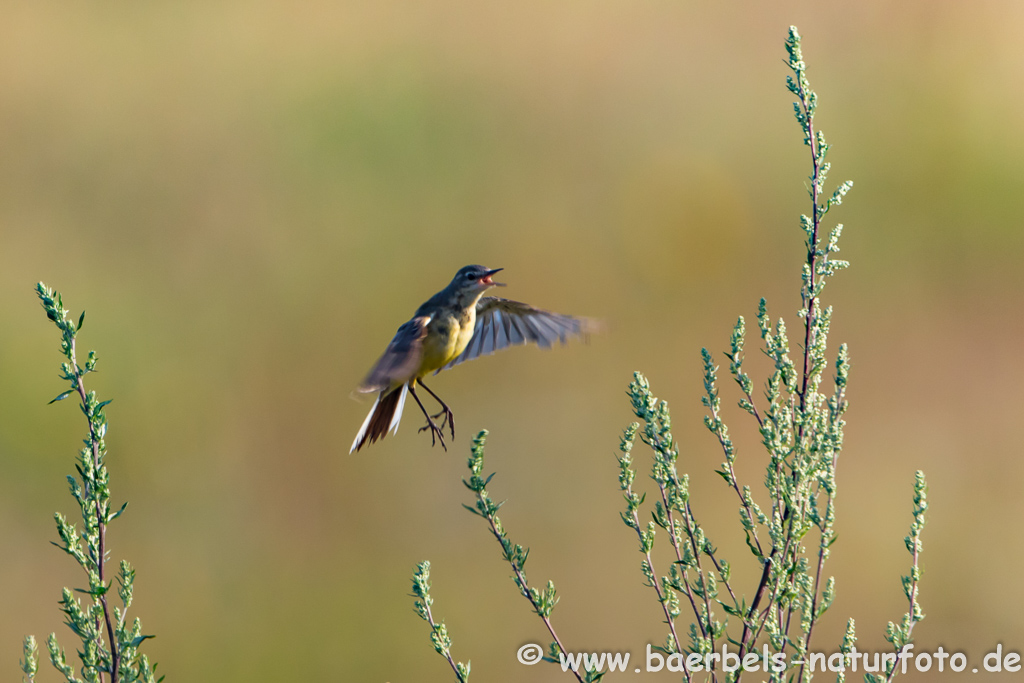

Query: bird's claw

[430,409,456,439]
[418,418,448,451]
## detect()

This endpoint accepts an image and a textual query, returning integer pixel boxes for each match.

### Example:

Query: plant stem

[472,499,587,683]
[421,601,467,682]
[622,490,692,683]
[69,338,119,683]
[706,395,764,557]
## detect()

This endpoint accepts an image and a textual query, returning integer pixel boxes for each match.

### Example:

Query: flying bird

[350,265,594,453]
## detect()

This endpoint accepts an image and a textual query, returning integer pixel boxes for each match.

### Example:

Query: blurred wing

[440,297,594,371]
[356,316,430,392]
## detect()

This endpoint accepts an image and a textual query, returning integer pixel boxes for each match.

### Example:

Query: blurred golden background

[2,1,1023,680]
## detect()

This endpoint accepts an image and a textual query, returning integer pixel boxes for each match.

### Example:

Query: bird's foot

[429,408,456,439]
[418,417,448,451]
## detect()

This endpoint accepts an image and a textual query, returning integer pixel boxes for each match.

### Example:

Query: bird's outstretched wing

[356,316,430,393]
[439,297,593,371]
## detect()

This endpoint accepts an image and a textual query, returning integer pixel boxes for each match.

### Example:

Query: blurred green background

[2,1,1023,681]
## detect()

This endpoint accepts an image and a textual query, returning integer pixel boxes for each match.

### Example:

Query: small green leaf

[109,501,129,522]
[77,310,86,331]
[129,634,156,648]
[48,390,74,404]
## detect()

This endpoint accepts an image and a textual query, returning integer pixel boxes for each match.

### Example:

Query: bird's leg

[416,380,455,439]
[409,385,447,451]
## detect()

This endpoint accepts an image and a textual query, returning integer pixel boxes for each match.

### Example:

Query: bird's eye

[465,272,477,280]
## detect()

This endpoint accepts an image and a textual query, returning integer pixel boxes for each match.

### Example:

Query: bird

[350,265,594,453]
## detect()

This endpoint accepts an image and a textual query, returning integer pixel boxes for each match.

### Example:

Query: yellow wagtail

[350,265,594,452]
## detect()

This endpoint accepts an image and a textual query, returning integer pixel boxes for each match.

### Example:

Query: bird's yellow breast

[417,309,476,377]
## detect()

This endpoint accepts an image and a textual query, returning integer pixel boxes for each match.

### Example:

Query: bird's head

[451,265,505,293]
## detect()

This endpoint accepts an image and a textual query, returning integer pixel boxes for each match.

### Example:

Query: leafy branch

[27,284,160,683]
[615,27,928,683]
[411,562,470,683]
[462,431,602,683]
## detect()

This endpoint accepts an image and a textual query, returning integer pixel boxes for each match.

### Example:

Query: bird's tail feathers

[389,384,408,434]
[349,384,408,453]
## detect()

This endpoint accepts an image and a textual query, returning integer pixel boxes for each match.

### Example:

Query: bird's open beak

[481,268,506,287]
